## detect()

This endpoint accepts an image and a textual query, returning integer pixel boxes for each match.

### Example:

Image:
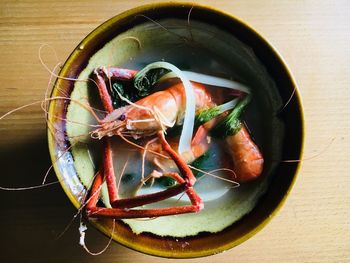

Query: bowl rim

[48,1,304,258]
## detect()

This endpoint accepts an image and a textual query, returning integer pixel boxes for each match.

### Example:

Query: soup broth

[66,19,284,237]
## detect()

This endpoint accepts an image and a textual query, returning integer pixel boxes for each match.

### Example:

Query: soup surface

[66,19,283,237]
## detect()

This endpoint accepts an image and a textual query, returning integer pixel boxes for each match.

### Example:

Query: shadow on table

[0,137,161,262]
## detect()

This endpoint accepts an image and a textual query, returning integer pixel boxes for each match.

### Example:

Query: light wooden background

[0,0,349,262]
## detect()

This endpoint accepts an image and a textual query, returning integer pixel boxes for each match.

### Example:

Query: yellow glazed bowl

[48,2,303,258]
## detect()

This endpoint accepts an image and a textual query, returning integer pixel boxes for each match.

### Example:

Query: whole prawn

[84,66,263,219]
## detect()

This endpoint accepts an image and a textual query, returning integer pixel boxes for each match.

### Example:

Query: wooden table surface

[1,0,349,262]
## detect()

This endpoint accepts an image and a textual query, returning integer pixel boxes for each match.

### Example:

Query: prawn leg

[92,67,137,113]
[85,171,192,218]
[109,131,203,209]
[85,132,203,219]
[87,205,200,219]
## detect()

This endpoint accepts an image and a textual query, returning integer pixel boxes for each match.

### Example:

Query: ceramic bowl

[48,2,303,258]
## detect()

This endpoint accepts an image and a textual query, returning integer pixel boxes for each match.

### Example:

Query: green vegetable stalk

[212,95,251,137]
[196,98,240,126]
[196,106,222,126]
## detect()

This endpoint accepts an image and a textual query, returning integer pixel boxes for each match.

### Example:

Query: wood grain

[0,0,349,262]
